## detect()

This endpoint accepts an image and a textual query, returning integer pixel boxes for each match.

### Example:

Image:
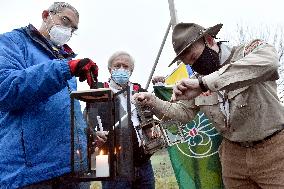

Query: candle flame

[114,146,121,154]
[99,150,104,155]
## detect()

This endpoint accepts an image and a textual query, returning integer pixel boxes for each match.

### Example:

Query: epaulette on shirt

[244,39,265,57]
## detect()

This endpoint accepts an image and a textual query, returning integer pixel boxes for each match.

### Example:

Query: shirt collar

[219,43,232,65]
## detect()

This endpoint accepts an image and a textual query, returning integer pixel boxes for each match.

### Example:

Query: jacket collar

[23,24,76,59]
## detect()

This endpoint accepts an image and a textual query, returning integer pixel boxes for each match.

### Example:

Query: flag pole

[145,0,178,90]
[168,0,178,27]
[145,21,171,90]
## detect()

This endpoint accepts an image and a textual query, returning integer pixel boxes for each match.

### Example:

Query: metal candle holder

[135,103,186,154]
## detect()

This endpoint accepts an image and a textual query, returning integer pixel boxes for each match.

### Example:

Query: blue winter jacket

[0,24,87,188]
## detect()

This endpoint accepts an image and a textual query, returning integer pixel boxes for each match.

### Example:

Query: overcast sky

[1,0,283,91]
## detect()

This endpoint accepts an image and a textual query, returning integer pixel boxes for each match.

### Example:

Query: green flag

[154,86,224,189]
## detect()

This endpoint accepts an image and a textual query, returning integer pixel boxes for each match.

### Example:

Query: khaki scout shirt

[153,40,284,142]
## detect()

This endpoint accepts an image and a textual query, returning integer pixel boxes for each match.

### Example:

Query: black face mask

[191,45,220,75]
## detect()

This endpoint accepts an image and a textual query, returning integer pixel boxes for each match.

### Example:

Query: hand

[201,91,212,96]
[68,58,98,88]
[133,92,156,107]
[152,76,165,86]
[144,128,160,139]
[171,78,202,101]
[95,131,108,148]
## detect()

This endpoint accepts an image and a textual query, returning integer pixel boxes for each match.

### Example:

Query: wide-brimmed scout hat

[169,23,223,67]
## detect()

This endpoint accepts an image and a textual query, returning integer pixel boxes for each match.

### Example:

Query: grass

[151,150,179,189]
[90,149,178,189]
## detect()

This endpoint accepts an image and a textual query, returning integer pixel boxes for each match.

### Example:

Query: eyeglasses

[58,15,77,33]
[55,14,78,33]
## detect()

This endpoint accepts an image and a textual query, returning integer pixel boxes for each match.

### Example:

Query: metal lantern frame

[69,87,134,182]
[135,103,186,154]
[134,104,166,154]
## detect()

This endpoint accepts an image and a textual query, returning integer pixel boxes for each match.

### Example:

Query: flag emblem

[177,112,221,158]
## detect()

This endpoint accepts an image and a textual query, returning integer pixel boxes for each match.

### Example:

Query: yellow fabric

[165,63,189,85]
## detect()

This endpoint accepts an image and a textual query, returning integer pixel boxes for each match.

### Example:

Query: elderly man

[134,23,284,188]
[100,51,155,189]
[0,2,98,188]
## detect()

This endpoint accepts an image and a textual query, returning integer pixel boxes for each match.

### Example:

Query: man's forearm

[151,96,198,123]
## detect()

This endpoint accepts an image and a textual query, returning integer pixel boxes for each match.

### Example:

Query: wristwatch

[198,76,208,92]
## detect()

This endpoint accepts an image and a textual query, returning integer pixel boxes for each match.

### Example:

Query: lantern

[135,103,186,154]
[134,104,165,154]
[69,87,134,181]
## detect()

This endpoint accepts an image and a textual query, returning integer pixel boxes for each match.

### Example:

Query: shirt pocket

[195,94,224,127]
[229,90,261,126]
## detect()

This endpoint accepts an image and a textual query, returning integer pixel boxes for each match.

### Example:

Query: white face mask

[49,25,72,46]
[45,13,72,46]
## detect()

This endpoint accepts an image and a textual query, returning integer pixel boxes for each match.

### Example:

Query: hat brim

[168,23,223,67]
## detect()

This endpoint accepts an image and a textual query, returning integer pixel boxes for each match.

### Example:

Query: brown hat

[169,23,223,67]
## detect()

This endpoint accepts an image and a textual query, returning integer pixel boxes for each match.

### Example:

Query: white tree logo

[176,112,221,158]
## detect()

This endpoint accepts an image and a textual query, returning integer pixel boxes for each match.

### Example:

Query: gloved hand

[68,58,98,88]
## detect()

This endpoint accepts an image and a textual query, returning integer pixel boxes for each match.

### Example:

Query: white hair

[48,2,79,18]
[108,51,135,71]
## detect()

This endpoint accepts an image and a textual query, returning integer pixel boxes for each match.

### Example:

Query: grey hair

[108,51,135,71]
[48,2,79,18]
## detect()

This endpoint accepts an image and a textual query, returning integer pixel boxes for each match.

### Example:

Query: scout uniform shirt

[153,40,284,142]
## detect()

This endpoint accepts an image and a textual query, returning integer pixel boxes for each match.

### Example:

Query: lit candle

[96,150,109,177]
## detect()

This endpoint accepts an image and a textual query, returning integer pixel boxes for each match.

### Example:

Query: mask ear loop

[48,11,57,25]
[44,12,56,34]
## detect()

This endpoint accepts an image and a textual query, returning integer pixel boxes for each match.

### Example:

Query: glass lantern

[69,87,134,181]
[134,104,166,154]
[135,103,186,154]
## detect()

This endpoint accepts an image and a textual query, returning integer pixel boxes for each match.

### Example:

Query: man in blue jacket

[0,2,98,188]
